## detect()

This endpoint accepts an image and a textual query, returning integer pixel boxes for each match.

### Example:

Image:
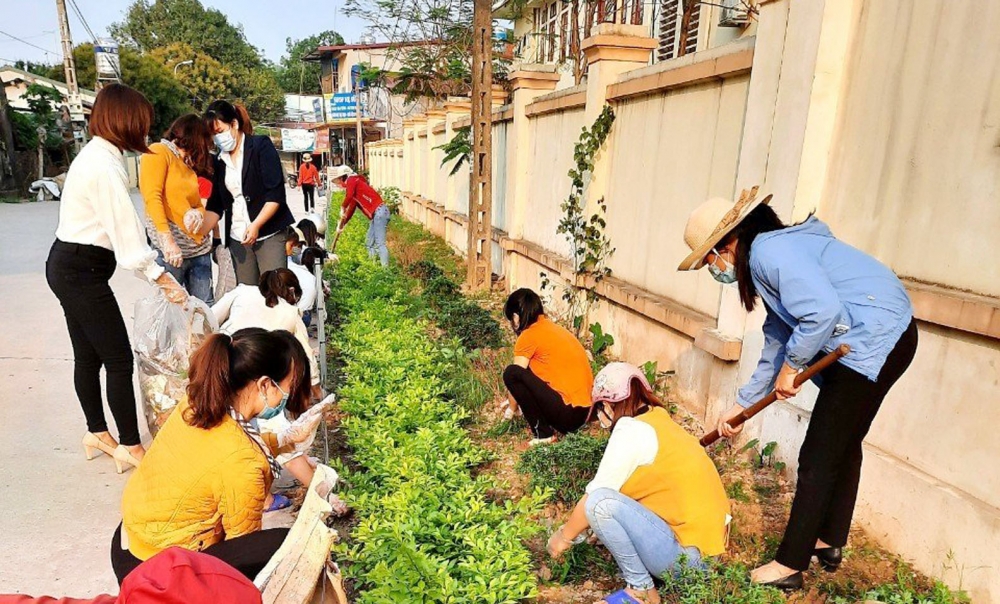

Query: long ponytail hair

[719,204,787,313]
[185,328,308,428]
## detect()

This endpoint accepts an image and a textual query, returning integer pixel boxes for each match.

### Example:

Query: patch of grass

[727,480,752,504]
[487,416,529,438]
[518,431,608,504]
[659,560,784,604]
[825,565,969,604]
[548,542,618,585]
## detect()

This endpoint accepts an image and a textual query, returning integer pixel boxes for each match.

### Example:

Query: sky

[0,0,371,67]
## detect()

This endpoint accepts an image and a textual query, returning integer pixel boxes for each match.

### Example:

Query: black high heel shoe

[814,546,843,572]
[760,571,804,591]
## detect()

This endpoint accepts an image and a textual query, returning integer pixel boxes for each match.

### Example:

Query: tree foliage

[110,0,263,71]
[49,44,191,136]
[109,0,284,123]
[274,30,345,95]
[149,43,233,111]
[343,0,509,102]
[10,84,65,150]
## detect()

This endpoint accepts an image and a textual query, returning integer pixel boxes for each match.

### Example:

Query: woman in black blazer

[201,101,295,285]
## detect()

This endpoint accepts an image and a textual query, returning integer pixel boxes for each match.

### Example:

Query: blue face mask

[214,127,237,153]
[707,248,737,284]
[258,379,289,420]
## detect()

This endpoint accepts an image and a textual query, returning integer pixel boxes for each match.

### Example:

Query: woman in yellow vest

[547,363,730,604]
[112,328,331,583]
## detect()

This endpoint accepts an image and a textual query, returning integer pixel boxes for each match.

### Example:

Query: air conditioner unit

[719,0,750,27]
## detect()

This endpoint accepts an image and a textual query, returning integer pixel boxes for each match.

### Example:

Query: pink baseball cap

[591,362,653,404]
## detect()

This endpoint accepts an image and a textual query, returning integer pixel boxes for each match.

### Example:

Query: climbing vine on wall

[556,104,616,333]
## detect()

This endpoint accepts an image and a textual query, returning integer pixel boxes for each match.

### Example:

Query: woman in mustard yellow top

[502,288,594,446]
[139,114,215,303]
[548,363,730,604]
[111,328,331,584]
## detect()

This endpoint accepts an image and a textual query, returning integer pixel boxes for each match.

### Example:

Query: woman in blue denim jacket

[678,188,918,591]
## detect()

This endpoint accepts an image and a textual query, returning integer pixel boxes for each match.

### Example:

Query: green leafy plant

[408,259,503,349]
[327,218,546,603]
[659,559,785,604]
[436,125,471,175]
[547,542,618,585]
[589,322,615,356]
[827,566,970,604]
[378,186,402,215]
[518,432,608,504]
[556,105,617,334]
[641,360,658,387]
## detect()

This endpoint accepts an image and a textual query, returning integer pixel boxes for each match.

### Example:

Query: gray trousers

[229,231,289,285]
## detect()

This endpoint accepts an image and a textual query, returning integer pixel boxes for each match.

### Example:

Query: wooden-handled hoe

[700,344,851,447]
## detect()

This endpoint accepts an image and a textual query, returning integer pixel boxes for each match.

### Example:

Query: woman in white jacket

[211,267,322,510]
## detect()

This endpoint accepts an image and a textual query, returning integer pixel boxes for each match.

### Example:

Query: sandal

[528,435,557,447]
[265,493,292,512]
[601,590,647,604]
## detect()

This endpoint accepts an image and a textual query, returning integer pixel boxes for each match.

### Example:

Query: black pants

[111,523,290,584]
[45,240,141,446]
[775,320,918,570]
[302,184,315,212]
[502,365,590,438]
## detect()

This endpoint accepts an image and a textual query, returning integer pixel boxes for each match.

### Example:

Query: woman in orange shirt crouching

[501,288,594,445]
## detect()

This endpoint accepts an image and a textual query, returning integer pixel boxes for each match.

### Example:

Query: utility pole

[55,0,84,150]
[466,0,493,291]
[354,84,364,172]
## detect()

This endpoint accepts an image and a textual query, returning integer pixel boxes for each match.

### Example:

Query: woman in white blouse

[45,84,187,473]
[211,267,323,505]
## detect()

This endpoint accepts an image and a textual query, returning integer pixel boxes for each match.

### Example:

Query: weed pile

[327,219,547,603]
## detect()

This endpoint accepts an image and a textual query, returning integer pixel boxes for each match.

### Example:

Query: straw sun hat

[677,186,773,271]
[328,165,354,181]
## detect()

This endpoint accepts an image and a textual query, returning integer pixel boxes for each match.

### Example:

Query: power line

[65,0,123,81]
[0,29,59,56]
[66,0,99,44]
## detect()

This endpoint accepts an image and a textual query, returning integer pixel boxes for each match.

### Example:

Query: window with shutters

[656,0,701,62]
[532,0,573,64]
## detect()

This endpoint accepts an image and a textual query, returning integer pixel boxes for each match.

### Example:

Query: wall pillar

[443,98,471,250]
[580,24,656,214]
[506,66,560,258]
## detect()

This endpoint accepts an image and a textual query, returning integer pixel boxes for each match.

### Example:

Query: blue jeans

[366,204,390,267]
[155,250,214,305]
[585,488,703,591]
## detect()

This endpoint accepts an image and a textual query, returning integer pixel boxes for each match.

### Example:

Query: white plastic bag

[133,292,217,436]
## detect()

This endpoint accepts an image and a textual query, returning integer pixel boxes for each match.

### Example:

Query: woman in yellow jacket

[548,363,731,604]
[139,114,215,303]
[111,328,331,583]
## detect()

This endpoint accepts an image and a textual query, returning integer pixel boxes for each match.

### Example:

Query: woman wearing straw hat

[331,165,390,266]
[547,363,729,604]
[677,187,918,590]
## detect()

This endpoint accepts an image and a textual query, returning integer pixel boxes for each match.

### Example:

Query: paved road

[0,185,323,597]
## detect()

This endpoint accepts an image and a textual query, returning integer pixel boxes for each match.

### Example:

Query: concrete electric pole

[466,0,493,291]
[55,0,84,149]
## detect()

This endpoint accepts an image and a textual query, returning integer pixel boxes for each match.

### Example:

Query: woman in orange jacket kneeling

[111,328,331,584]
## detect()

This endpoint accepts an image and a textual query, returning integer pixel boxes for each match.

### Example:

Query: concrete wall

[369,2,1000,599]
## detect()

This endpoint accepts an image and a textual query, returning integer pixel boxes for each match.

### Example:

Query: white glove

[278,394,334,451]
[183,208,204,234]
[159,233,183,268]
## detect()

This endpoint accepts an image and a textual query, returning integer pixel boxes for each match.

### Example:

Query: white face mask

[597,404,613,429]
[214,124,238,153]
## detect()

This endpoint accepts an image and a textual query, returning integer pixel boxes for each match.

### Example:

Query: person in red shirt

[297,153,320,213]
[0,547,262,604]
[330,165,389,266]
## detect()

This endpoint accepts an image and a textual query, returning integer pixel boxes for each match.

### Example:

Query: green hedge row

[327,218,547,603]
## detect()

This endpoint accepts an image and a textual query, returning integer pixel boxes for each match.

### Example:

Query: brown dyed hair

[204,100,253,135]
[89,83,153,153]
[592,378,665,430]
[185,328,311,428]
[259,268,302,307]
[164,114,214,177]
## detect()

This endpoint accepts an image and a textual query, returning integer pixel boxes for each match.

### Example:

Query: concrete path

[0,199,155,597]
[0,185,326,597]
